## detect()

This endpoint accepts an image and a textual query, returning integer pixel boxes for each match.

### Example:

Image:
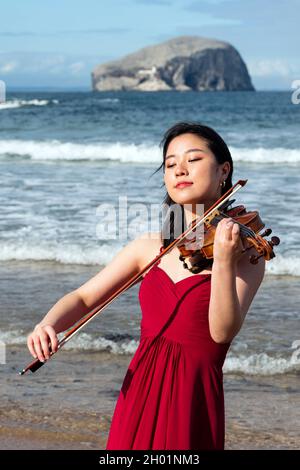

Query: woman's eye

[167,158,201,168]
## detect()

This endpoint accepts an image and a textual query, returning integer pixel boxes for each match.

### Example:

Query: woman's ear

[222,162,231,180]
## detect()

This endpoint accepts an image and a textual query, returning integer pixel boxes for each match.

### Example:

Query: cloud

[0,61,18,74]
[186,0,236,7]
[175,17,241,28]
[61,28,130,34]
[133,0,172,4]
[0,51,114,86]
[0,28,130,37]
[69,62,85,75]
[184,0,238,12]
[0,31,38,37]
[248,59,294,77]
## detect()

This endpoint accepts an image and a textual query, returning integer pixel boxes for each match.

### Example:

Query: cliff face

[92,36,255,92]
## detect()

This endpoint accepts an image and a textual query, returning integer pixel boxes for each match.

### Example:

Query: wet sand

[1,372,299,450]
[1,262,299,450]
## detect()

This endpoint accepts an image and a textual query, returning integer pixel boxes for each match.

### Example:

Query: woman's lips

[175,182,193,189]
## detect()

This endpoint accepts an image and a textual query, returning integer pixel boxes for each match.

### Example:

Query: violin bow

[19,179,247,375]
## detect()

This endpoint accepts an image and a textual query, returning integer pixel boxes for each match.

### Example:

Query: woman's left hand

[213,217,246,266]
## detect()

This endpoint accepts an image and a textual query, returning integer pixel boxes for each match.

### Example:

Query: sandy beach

[1,262,299,451]
[1,347,299,450]
[1,385,298,450]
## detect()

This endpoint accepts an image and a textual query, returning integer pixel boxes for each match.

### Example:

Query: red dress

[105,250,232,450]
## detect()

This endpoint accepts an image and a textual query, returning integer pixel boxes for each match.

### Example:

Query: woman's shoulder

[135,231,162,268]
[136,231,162,250]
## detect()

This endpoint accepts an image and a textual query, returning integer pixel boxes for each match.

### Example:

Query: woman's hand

[27,324,59,362]
[213,218,246,266]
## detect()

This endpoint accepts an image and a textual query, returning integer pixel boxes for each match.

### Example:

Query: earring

[220,180,226,188]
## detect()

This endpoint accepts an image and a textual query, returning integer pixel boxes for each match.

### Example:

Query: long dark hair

[151,121,234,251]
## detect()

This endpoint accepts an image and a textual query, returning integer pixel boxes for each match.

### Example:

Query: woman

[27,121,265,450]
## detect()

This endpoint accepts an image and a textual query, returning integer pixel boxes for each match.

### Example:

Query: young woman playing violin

[27,122,265,450]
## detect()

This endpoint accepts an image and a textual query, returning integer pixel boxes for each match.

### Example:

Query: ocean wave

[0,99,59,110]
[4,331,300,375]
[0,139,159,162]
[96,98,120,103]
[1,330,139,356]
[0,139,299,163]
[0,242,298,275]
[0,241,115,266]
[265,253,300,277]
[224,342,300,376]
[230,146,300,164]
[60,332,140,355]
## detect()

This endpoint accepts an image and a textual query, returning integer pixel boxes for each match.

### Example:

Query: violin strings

[213,214,256,238]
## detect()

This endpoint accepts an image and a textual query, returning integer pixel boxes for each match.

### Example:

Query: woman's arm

[208,218,265,344]
[27,233,148,361]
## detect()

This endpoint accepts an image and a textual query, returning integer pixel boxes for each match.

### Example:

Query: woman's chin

[172,196,205,206]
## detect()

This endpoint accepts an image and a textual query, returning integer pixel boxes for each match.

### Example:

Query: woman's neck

[183,198,218,227]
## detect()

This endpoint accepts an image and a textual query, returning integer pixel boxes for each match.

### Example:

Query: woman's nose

[175,163,188,175]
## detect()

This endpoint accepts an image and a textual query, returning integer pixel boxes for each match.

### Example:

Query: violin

[19,179,280,375]
[176,191,280,274]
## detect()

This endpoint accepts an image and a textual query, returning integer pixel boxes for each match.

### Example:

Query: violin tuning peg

[220,198,236,211]
[271,236,280,246]
[260,228,272,237]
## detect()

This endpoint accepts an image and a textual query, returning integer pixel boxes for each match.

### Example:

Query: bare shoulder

[135,231,162,269]
[76,231,162,310]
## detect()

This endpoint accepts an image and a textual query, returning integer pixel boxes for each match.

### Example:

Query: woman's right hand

[27,324,59,362]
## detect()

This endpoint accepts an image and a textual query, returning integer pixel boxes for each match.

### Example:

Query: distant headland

[91,35,255,92]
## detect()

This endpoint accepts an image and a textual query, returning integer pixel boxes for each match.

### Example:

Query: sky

[0,0,299,90]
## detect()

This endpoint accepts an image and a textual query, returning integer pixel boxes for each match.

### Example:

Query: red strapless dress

[105,252,232,450]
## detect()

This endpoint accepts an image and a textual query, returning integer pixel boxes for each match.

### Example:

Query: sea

[0,90,299,448]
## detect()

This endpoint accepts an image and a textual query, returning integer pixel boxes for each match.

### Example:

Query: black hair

[151,121,233,253]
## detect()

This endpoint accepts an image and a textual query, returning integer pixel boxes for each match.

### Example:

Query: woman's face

[163,133,230,209]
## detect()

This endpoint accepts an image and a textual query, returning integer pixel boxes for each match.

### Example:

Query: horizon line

[5,86,292,92]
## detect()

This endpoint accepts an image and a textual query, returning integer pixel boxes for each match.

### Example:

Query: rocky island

[91,35,255,92]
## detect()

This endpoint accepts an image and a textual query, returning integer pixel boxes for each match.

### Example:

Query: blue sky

[0,0,299,90]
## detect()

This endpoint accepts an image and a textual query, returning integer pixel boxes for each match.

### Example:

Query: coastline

[1,371,298,450]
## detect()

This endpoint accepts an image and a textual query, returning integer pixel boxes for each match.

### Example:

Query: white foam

[0,99,59,110]
[0,330,26,345]
[0,139,299,164]
[96,98,119,103]
[0,241,116,265]
[61,332,139,355]
[265,253,300,277]
[0,139,160,162]
[4,330,300,374]
[223,348,300,376]
[0,241,298,275]
[1,330,139,355]
[230,146,300,164]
